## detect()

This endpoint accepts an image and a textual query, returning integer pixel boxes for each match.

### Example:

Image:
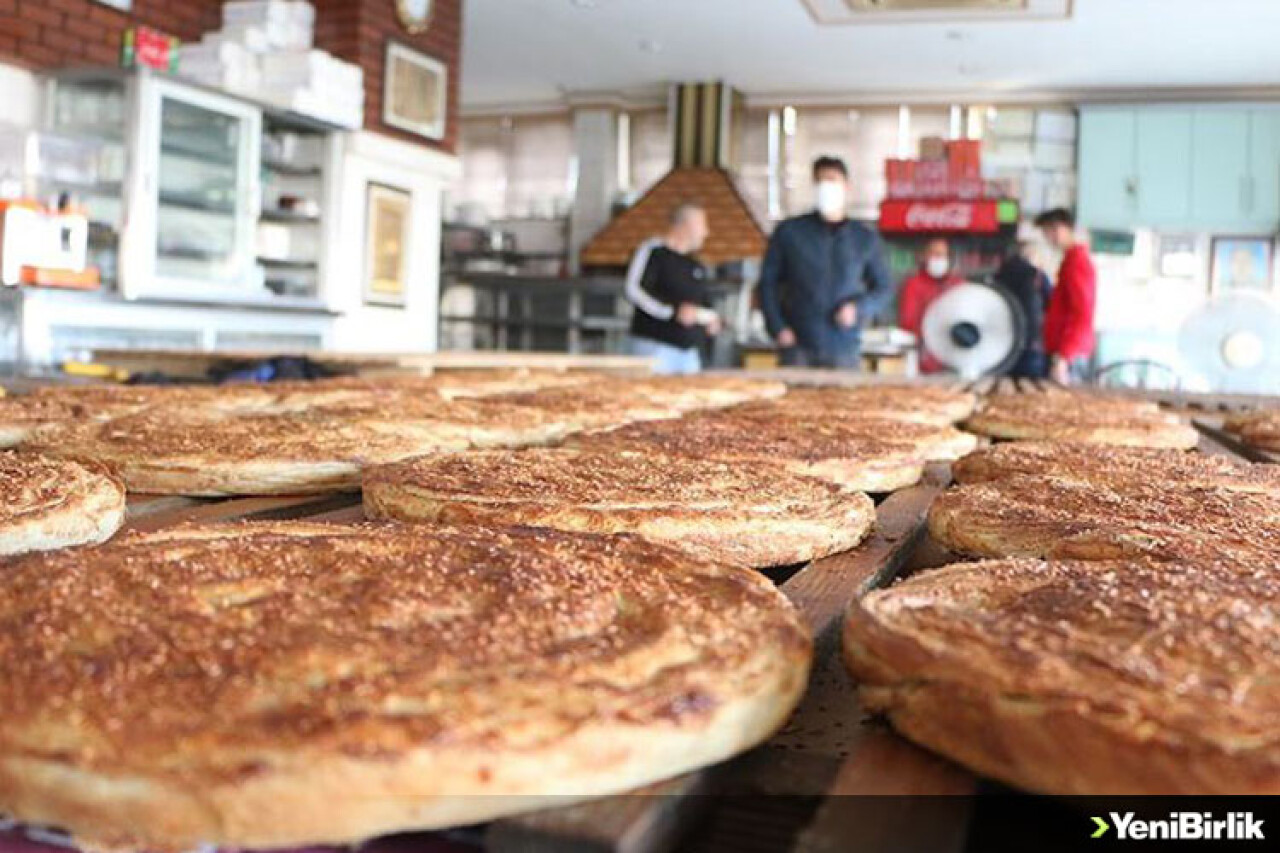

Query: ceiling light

[638,38,663,54]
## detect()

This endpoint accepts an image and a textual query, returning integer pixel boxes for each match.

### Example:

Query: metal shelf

[262,159,322,177]
[158,191,236,215]
[257,256,318,269]
[259,209,320,224]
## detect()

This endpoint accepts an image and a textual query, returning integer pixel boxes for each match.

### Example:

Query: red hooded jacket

[1044,244,1097,361]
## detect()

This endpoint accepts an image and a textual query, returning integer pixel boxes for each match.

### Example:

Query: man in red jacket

[898,238,964,373]
[1034,208,1096,385]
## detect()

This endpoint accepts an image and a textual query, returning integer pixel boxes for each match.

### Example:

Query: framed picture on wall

[383,42,447,140]
[1210,236,1274,294]
[363,183,412,307]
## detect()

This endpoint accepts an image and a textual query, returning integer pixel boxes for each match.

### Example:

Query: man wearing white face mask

[757,156,893,369]
[898,238,964,374]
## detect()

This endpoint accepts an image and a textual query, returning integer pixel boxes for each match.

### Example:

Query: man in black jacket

[993,242,1051,378]
[625,202,721,374]
[757,156,893,370]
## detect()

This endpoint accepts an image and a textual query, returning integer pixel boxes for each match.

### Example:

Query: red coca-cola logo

[904,203,974,230]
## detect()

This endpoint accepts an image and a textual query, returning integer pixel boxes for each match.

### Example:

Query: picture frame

[1210,235,1274,294]
[396,0,434,34]
[363,183,412,308]
[383,42,447,141]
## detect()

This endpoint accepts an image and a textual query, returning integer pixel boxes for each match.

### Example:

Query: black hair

[812,156,849,180]
[1034,207,1075,229]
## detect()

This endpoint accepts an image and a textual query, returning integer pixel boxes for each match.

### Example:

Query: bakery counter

[0,285,339,370]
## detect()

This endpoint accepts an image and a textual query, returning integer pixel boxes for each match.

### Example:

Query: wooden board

[88,348,654,379]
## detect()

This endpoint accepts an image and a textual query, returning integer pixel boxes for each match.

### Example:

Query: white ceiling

[460,0,1280,112]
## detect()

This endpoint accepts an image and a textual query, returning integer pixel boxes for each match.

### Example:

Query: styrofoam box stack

[222,0,314,51]
[177,38,262,96]
[259,49,363,129]
[175,1,364,130]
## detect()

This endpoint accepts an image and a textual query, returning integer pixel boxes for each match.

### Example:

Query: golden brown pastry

[845,556,1280,794]
[0,453,124,554]
[734,384,977,426]
[25,398,576,496]
[571,411,925,492]
[1224,410,1280,452]
[0,522,811,850]
[364,447,876,567]
[720,406,978,462]
[963,391,1197,449]
[928,474,1280,561]
[952,441,1280,495]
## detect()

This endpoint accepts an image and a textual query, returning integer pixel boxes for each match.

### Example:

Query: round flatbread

[25,399,575,496]
[736,385,976,425]
[721,407,978,462]
[0,453,124,554]
[572,413,925,492]
[489,386,685,432]
[422,368,597,399]
[0,522,811,850]
[1225,410,1280,452]
[619,375,788,410]
[0,384,310,448]
[928,474,1280,561]
[952,441,1280,495]
[845,557,1280,794]
[963,391,1196,449]
[364,448,876,567]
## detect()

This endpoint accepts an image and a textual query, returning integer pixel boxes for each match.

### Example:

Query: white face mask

[926,256,951,279]
[814,180,847,219]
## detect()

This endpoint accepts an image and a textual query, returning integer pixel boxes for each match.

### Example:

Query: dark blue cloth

[757,213,894,360]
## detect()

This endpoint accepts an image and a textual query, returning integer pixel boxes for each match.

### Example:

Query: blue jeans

[629,337,702,375]
[779,345,861,371]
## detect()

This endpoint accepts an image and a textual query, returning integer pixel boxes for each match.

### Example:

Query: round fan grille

[921,282,1027,378]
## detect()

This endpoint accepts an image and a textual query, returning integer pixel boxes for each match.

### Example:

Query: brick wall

[0,0,461,154]
[313,0,461,153]
[0,0,221,69]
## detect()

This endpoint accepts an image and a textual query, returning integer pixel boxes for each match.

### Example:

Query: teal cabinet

[1135,109,1193,226]
[1248,110,1280,229]
[1191,108,1250,229]
[1078,109,1137,229]
[1079,104,1280,233]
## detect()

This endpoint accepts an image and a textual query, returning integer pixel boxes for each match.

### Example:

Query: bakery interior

[2,0,1280,851]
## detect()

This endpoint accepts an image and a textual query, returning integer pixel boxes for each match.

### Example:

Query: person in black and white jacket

[625,202,721,374]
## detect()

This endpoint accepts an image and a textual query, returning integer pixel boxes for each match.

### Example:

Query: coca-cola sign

[905,203,973,230]
[879,199,1009,234]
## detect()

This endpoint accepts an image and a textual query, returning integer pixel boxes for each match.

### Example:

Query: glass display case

[43,69,336,306]
[43,76,128,286]
[127,75,262,299]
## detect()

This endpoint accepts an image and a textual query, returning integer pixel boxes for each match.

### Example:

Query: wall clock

[396,0,433,34]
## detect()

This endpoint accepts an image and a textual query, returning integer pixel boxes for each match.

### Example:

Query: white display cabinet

[43,67,339,308]
[126,76,262,300]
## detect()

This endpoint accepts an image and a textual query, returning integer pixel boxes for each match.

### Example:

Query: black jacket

[757,213,893,356]
[994,253,1051,378]
[626,239,710,349]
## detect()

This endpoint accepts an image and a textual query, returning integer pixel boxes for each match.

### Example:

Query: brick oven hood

[580,83,769,269]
